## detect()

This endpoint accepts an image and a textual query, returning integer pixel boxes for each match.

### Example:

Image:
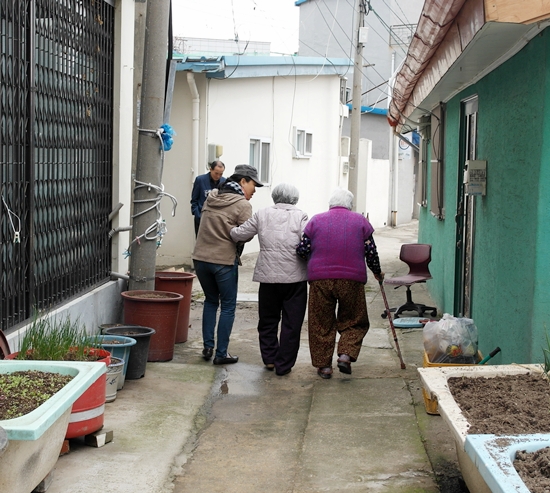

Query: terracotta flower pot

[121,290,183,362]
[155,271,196,343]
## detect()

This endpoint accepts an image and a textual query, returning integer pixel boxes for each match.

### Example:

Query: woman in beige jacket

[192,165,263,365]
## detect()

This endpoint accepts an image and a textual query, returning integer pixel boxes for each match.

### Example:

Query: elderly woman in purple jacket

[296,188,384,379]
[231,183,308,376]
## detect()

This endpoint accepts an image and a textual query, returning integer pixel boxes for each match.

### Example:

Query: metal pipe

[187,72,200,182]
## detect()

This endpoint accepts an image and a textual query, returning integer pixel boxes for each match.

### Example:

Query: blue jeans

[193,259,238,358]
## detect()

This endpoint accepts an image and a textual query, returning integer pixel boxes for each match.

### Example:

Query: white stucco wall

[158,70,346,268]
[397,155,416,226]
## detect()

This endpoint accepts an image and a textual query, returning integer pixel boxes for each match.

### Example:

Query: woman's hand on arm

[230,213,258,243]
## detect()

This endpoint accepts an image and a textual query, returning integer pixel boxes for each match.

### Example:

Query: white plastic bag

[423,313,478,364]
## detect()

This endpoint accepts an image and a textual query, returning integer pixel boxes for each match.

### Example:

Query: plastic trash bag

[423,313,479,364]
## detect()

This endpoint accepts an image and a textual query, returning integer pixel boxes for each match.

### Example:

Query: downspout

[187,72,200,182]
[389,52,398,226]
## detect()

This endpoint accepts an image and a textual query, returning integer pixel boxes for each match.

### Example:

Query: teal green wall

[420,29,550,364]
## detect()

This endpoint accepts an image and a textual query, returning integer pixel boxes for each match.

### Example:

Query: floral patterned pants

[308,279,369,368]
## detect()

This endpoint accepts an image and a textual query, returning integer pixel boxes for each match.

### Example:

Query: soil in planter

[0,370,74,419]
[126,292,174,299]
[515,447,550,493]
[448,373,550,493]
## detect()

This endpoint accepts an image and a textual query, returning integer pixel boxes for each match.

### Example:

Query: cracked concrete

[44,221,467,493]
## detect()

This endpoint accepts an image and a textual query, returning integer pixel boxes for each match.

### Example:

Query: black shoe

[337,354,352,374]
[202,347,214,361]
[213,354,239,365]
[276,368,291,376]
[317,367,333,379]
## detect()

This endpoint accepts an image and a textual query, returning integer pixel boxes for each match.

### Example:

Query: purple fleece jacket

[303,206,374,283]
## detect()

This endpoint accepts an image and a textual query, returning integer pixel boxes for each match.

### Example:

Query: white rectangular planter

[0,360,106,493]
[418,364,543,493]
[465,434,550,493]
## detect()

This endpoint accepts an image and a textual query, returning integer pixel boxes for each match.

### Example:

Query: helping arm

[230,213,259,243]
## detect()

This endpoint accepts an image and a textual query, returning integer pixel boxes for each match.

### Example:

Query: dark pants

[258,281,307,374]
[194,217,200,237]
[193,259,239,359]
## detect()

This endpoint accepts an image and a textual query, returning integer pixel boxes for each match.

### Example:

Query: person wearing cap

[192,164,263,365]
[190,160,227,237]
[230,183,308,376]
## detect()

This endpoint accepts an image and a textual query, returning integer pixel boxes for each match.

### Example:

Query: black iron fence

[1,0,114,332]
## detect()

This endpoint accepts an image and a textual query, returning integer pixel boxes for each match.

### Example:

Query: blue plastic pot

[90,335,136,389]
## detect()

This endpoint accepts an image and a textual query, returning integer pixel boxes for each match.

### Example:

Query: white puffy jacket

[230,203,308,283]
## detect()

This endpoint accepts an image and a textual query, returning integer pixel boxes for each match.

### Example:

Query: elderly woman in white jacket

[230,183,308,376]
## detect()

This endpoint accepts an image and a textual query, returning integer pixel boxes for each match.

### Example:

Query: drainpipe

[389,52,398,227]
[187,72,200,182]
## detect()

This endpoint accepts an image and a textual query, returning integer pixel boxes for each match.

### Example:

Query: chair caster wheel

[381,312,387,319]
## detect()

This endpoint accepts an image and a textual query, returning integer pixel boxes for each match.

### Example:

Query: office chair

[381,243,438,319]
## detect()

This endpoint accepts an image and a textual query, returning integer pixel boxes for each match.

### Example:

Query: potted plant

[88,334,136,389]
[6,314,111,439]
[0,359,105,493]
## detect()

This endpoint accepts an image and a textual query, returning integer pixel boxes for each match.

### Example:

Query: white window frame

[293,127,313,159]
[249,137,271,184]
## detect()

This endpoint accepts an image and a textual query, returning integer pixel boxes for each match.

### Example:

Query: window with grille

[0,0,114,333]
[249,138,271,184]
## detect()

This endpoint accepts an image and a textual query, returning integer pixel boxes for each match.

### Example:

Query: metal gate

[1,0,114,332]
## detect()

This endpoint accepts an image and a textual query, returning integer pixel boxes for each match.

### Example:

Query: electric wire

[394,0,414,25]
[379,0,412,30]
[314,0,410,105]
[311,0,391,103]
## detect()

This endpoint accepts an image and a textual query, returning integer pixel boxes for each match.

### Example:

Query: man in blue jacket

[190,160,226,236]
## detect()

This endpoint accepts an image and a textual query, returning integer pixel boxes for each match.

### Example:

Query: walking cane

[378,280,406,369]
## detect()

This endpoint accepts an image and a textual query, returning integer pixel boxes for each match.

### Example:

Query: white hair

[329,188,354,210]
[271,183,299,205]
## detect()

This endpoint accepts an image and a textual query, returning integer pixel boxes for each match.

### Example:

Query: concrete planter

[418,364,543,493]
[0,360,106,493]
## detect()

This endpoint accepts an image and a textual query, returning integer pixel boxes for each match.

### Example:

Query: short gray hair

[272,183,299,205]
[329,188,353,210]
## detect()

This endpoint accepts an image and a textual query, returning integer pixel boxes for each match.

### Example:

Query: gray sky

[172,0,300,55]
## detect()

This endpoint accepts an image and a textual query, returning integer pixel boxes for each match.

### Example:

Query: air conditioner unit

[340,157,349,174]
[340,136,351,157]
[207,143,223,164]
[339,77,348,104]
[340,103,349,118]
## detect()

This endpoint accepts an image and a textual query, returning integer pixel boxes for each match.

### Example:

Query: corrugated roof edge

[175,55,352,79]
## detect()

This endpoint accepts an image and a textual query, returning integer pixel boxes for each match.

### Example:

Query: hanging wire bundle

[1,194,21,244]
[124,124,178,258]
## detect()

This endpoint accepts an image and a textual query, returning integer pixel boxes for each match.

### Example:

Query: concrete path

[45,221,467,493]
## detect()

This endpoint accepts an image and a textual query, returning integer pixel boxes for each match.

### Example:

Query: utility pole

[128,0,171,291]
[348,0,366,211]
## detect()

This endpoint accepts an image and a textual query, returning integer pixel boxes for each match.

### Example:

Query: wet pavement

[44,220,468,493]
